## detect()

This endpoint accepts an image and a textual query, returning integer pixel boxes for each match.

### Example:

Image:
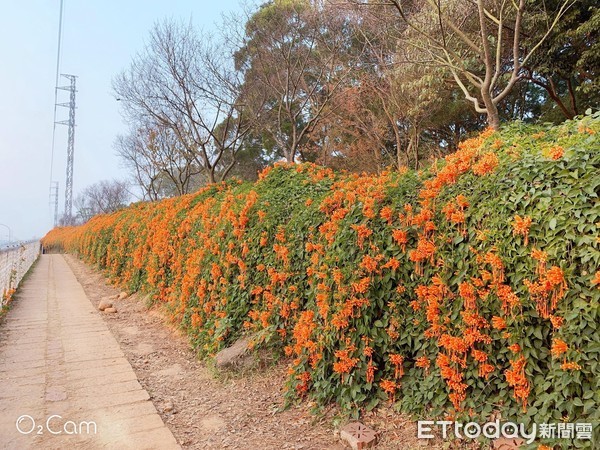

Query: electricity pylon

[56,74,77,224]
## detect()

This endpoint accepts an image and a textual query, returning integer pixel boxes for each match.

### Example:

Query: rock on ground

[214,337,256,370]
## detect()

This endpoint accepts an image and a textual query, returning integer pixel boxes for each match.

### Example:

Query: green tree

[234,0,361,163]
[356,0,575,129]
[523,1,599,120]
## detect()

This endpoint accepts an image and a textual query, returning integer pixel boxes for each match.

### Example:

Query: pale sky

[0,0,242,242]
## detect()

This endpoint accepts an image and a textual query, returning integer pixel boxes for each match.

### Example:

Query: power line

[49,0,64,227]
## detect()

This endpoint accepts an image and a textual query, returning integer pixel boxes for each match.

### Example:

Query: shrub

[43,114,600,448]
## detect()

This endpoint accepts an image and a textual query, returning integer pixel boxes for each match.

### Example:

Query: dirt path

[65,254,440,450]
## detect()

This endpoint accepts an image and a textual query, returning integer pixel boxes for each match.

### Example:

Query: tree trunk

[482,93,501,130]
[285,147,295,163]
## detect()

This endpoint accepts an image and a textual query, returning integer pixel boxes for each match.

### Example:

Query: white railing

[0,241,40,307]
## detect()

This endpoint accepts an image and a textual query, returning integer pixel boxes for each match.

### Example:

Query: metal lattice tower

[56,74,77,224]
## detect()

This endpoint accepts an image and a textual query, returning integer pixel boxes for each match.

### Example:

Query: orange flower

[458,281,477,310]
[275,227,286,243]
[592,270,600,288]
[504,355,530,408]
[333,346,359,374]
[352,277,371,294]
[491,316,507,330]
[484,251,504,283]
[478,363,494,379]
[380,206,394,224]
[439,334,468,355]
[551,339,568,357]
[530,248,547,262]
[471,349,488,362]
[450,210,465,225]
[512,215,532,245]
[496,284,520,313]
[360,255,380,273]
[415,356,430,370]
[472,152,499,176]
[531,248,548,276]
[409,238,436,275]
[546,266,565,287]
[366,361,376,383]
[560,361,581,371]
[392,229,408,251]
[260,232,268,247]
[382,258,400,271]
[380,379,397,399]
[549,315,564,329]
[448,391,466,410]
[331,208,348,221]
[351,224,372,249]
[508,343,521,353]
[455,194,469,208]
[211,263,222,279]
[547,145,564,160]
[389,354,404,379]
[295,371,311,396]
[333,269,343,285]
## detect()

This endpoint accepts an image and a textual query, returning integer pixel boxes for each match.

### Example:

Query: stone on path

[104,307,118,313]
[98,298,113,311]
[340,422,378,450]
[163,400,174,413]
[214,336,255,370]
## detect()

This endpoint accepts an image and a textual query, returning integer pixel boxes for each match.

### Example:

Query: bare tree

[113,20,252,183]
[353,0,575,129]
[115,132,165,202]
[312,6,480,170]
[116,121,203,200]
[74,180,130,224]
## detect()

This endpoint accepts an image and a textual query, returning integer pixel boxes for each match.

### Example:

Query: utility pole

[56,74,77,224]
[49,0,65,230]
[50,181,59,227]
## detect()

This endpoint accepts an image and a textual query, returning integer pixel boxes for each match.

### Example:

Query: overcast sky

[0,0,242,242]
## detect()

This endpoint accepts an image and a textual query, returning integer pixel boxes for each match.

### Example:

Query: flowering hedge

[43,116,599,448]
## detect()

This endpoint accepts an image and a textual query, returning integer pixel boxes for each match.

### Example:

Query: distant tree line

[112,0,598,198]
[61,179,130,226]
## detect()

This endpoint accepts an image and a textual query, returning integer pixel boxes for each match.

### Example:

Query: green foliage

[43,115,600,448]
